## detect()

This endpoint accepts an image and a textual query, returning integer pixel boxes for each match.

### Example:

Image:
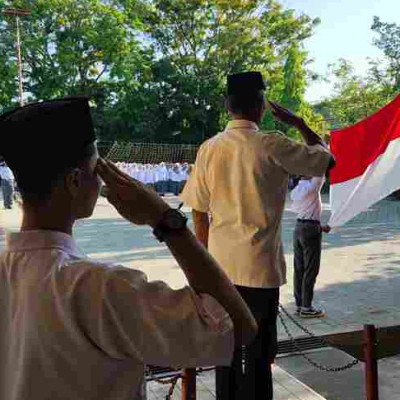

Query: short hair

[14,143,96,205]
[225,90,265,115]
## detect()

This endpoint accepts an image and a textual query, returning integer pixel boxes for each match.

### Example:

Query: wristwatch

[153,206,188,242]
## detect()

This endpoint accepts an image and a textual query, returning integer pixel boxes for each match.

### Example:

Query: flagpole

[2,8,31,106]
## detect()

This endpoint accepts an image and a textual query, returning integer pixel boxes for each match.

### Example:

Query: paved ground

[147,365,326,400]
[2,193,400,399]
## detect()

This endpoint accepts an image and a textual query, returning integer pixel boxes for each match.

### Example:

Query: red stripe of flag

[329,94,400,184]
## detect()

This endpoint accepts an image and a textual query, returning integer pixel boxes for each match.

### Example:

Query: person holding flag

[290,176,331,318]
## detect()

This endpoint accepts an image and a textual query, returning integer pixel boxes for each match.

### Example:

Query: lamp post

[2,8,31,106]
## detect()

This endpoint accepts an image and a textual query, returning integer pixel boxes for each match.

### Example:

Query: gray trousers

[293,220,322,308]
[1,179,14,209]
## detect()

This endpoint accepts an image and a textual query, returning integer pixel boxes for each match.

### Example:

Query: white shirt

[170,167,181,182]
[181,120,331,288]
[0,164,14,181]
[179,166,188,182]
[159,165,168,181]
[0,230,233,400]
[127,164,136,179]
[143,165,151,184]
[290,177,325,221]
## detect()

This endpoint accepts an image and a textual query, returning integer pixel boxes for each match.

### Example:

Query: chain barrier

[146,367,209,400]
[148,304,360,399]
[278,304,360,372]
[145,367,182,400]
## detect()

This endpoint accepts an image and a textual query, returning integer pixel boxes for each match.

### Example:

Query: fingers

[268,100,277,108]
[97,159,130,187]
[103,159,132,183]
[103,159,146,188]
[268,101,281,111]
[268,101,284,118]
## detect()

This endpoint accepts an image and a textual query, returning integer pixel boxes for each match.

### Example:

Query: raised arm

[97,159,258,347]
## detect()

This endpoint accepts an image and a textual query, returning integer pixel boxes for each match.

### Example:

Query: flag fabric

[328,94,400,227]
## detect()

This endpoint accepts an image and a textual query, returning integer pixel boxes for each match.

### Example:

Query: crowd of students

[115,162,193,195]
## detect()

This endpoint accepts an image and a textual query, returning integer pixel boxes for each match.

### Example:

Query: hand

[96,158,170,227]
[268,101,304,128]
[321,225,331,233]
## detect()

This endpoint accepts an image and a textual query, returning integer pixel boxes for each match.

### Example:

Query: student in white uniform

[180,163,190,193]
[158,162,169,196]
[0,159,15,209]
[170,163,181,196]
[0,97,257,400]
[136,163,144,184]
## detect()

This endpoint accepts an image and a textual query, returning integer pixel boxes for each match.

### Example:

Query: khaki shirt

[180,120,331,288]
[0,231,233,400]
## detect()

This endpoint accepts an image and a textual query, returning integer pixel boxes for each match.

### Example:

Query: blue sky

[280,0,400,102]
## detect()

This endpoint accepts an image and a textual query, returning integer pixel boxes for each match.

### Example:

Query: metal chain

[146,367,182,385]
[278,304,360,372]
[165,375,180,400]
[146,367,182,400]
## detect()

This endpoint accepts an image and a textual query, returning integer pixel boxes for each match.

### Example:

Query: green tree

[134,0,320,142]
[316,58,398,129]
[371,16,400,90]
[0,0,321,143]
[0,0,144,134]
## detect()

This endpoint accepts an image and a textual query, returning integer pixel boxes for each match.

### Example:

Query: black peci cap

[0,97,96,193]
[0,97,96,167]
[227,71,266,95]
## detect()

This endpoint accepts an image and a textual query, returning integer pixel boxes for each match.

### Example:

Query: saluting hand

[96,158,170,227]
[268,101,304,128]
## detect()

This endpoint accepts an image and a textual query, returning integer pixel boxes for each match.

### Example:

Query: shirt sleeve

[268,134,332,177]
[179,145,210,212]
[74,266,234,368]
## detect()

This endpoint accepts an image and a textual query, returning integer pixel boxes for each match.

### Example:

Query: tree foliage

[315,16,400,131]
[0,0,321,142]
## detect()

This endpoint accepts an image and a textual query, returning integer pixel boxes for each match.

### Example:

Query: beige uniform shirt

[180,120,331,288]
[0,231,233,400]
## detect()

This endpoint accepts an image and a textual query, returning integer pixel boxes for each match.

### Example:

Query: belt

[297,219,320,225]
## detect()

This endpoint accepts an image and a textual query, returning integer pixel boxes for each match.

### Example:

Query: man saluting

[180,71,335,400]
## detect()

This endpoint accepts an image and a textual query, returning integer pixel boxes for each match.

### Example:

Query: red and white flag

[329,94,400,227]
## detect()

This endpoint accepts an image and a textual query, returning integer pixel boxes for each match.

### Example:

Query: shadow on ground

[282,197,400,252]
[277,348,400,400]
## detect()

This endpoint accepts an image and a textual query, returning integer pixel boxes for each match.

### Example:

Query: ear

[65,168,82,198]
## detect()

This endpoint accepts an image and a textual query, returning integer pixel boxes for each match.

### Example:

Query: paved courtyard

[3,194,400,336]
[2,193,400,399]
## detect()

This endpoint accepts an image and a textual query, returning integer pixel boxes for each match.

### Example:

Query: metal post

[15,15,24,106]
[363,324,379,400]
[182,368,196,400]
[2,9,31,106]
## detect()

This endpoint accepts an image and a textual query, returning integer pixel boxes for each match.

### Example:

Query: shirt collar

[225,119,259,132]
[5,230,82,258]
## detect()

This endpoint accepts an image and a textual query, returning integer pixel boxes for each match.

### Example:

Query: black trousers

[293,221,322,308]
[215,285,279,400]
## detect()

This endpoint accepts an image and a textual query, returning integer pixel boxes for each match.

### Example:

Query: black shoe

[300,307,326,319]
